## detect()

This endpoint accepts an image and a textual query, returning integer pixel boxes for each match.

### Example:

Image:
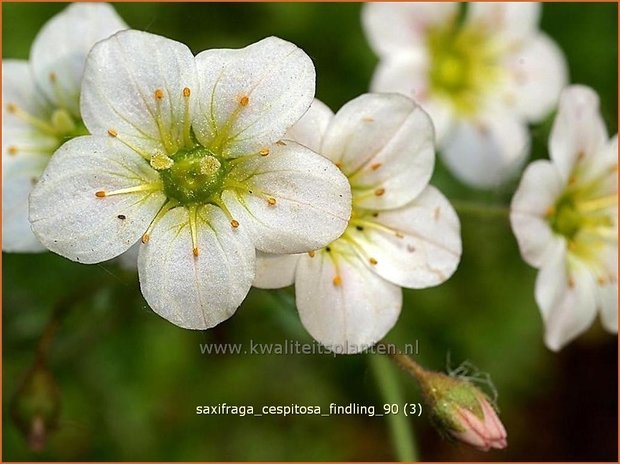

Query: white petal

[2,154,48,253]
[593,243,618,333]
[253,252,300,289]
[549,85,609,182]
[440,110,530,189]
[322,93,435,210]
[467,3,541,45]
[29,136,166,263]
[598,280,618,334]
[370,55,455,143]
[352,186,461,289]
[2,60,57,159]
[81,30,197,156]
[193,37,315,157]
[138,205,256,329]
[114,241,140,271]
[535,241,598,351]
[31,3,127,116]
[510,160,564,267]
[295,249,402,353]
[284,99,334,153]
[362,2,459,57]
[502,34,567,123]
[580,135,618,190]
[222,141,351,254]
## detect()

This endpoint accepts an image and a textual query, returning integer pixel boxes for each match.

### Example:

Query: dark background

[3,2,618,461]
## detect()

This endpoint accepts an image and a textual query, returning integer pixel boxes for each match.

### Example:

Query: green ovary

[159,146,229,205]
[427,22,500,115]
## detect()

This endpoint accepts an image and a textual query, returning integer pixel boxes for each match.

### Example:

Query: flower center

[5,103,88,157]
[159,146,228,206]
[548,177,616,261]
[427,22,501,115]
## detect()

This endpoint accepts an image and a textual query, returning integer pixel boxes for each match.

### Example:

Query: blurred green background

[3,2,618,461]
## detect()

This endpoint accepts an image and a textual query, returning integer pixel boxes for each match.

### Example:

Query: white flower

[29,31,351,330]
[254,94,462,353]
[362,2,568,188]
[511,85,617,351]
[2,3,127,252]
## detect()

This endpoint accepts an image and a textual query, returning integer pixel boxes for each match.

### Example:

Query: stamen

[111,131,154,160]
[577,195,618,213]
[369,257,378,265]
[239,95,250,107]
[188,205,200,258]
[182,87,193,148]
[210,197,240,229]
[153,88,177,154]
[371,163,382,171]
[142,200,178,244]
[267,197,277,206]
[6,103,57,135]
[332,275,342,286]
[8,146,18,156]
[48,72,70,111]
[259,148,270,157]
[94,182,161,198]
[375,188,386,196]
[545,206,555,218]
[350,218,403,238]
[308,251,316,257]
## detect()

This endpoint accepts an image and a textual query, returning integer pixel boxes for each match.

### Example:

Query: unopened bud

[10,361,61,452]
[418,370,507,451]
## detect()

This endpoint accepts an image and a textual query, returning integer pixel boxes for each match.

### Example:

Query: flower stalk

[379,342,507,452]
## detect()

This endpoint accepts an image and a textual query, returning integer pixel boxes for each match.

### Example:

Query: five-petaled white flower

[254,94,462,353]
[362,2,568,189]
[511,85,617,351]
[3,3,127,252]
[29,31,352,329]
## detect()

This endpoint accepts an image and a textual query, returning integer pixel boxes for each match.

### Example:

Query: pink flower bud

[451,390,507,451]
[417,370,507,452]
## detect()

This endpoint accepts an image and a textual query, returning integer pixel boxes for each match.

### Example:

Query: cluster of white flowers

[3,3,616,353]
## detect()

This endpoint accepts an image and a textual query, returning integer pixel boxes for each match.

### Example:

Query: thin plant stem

[370,353,419,462]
